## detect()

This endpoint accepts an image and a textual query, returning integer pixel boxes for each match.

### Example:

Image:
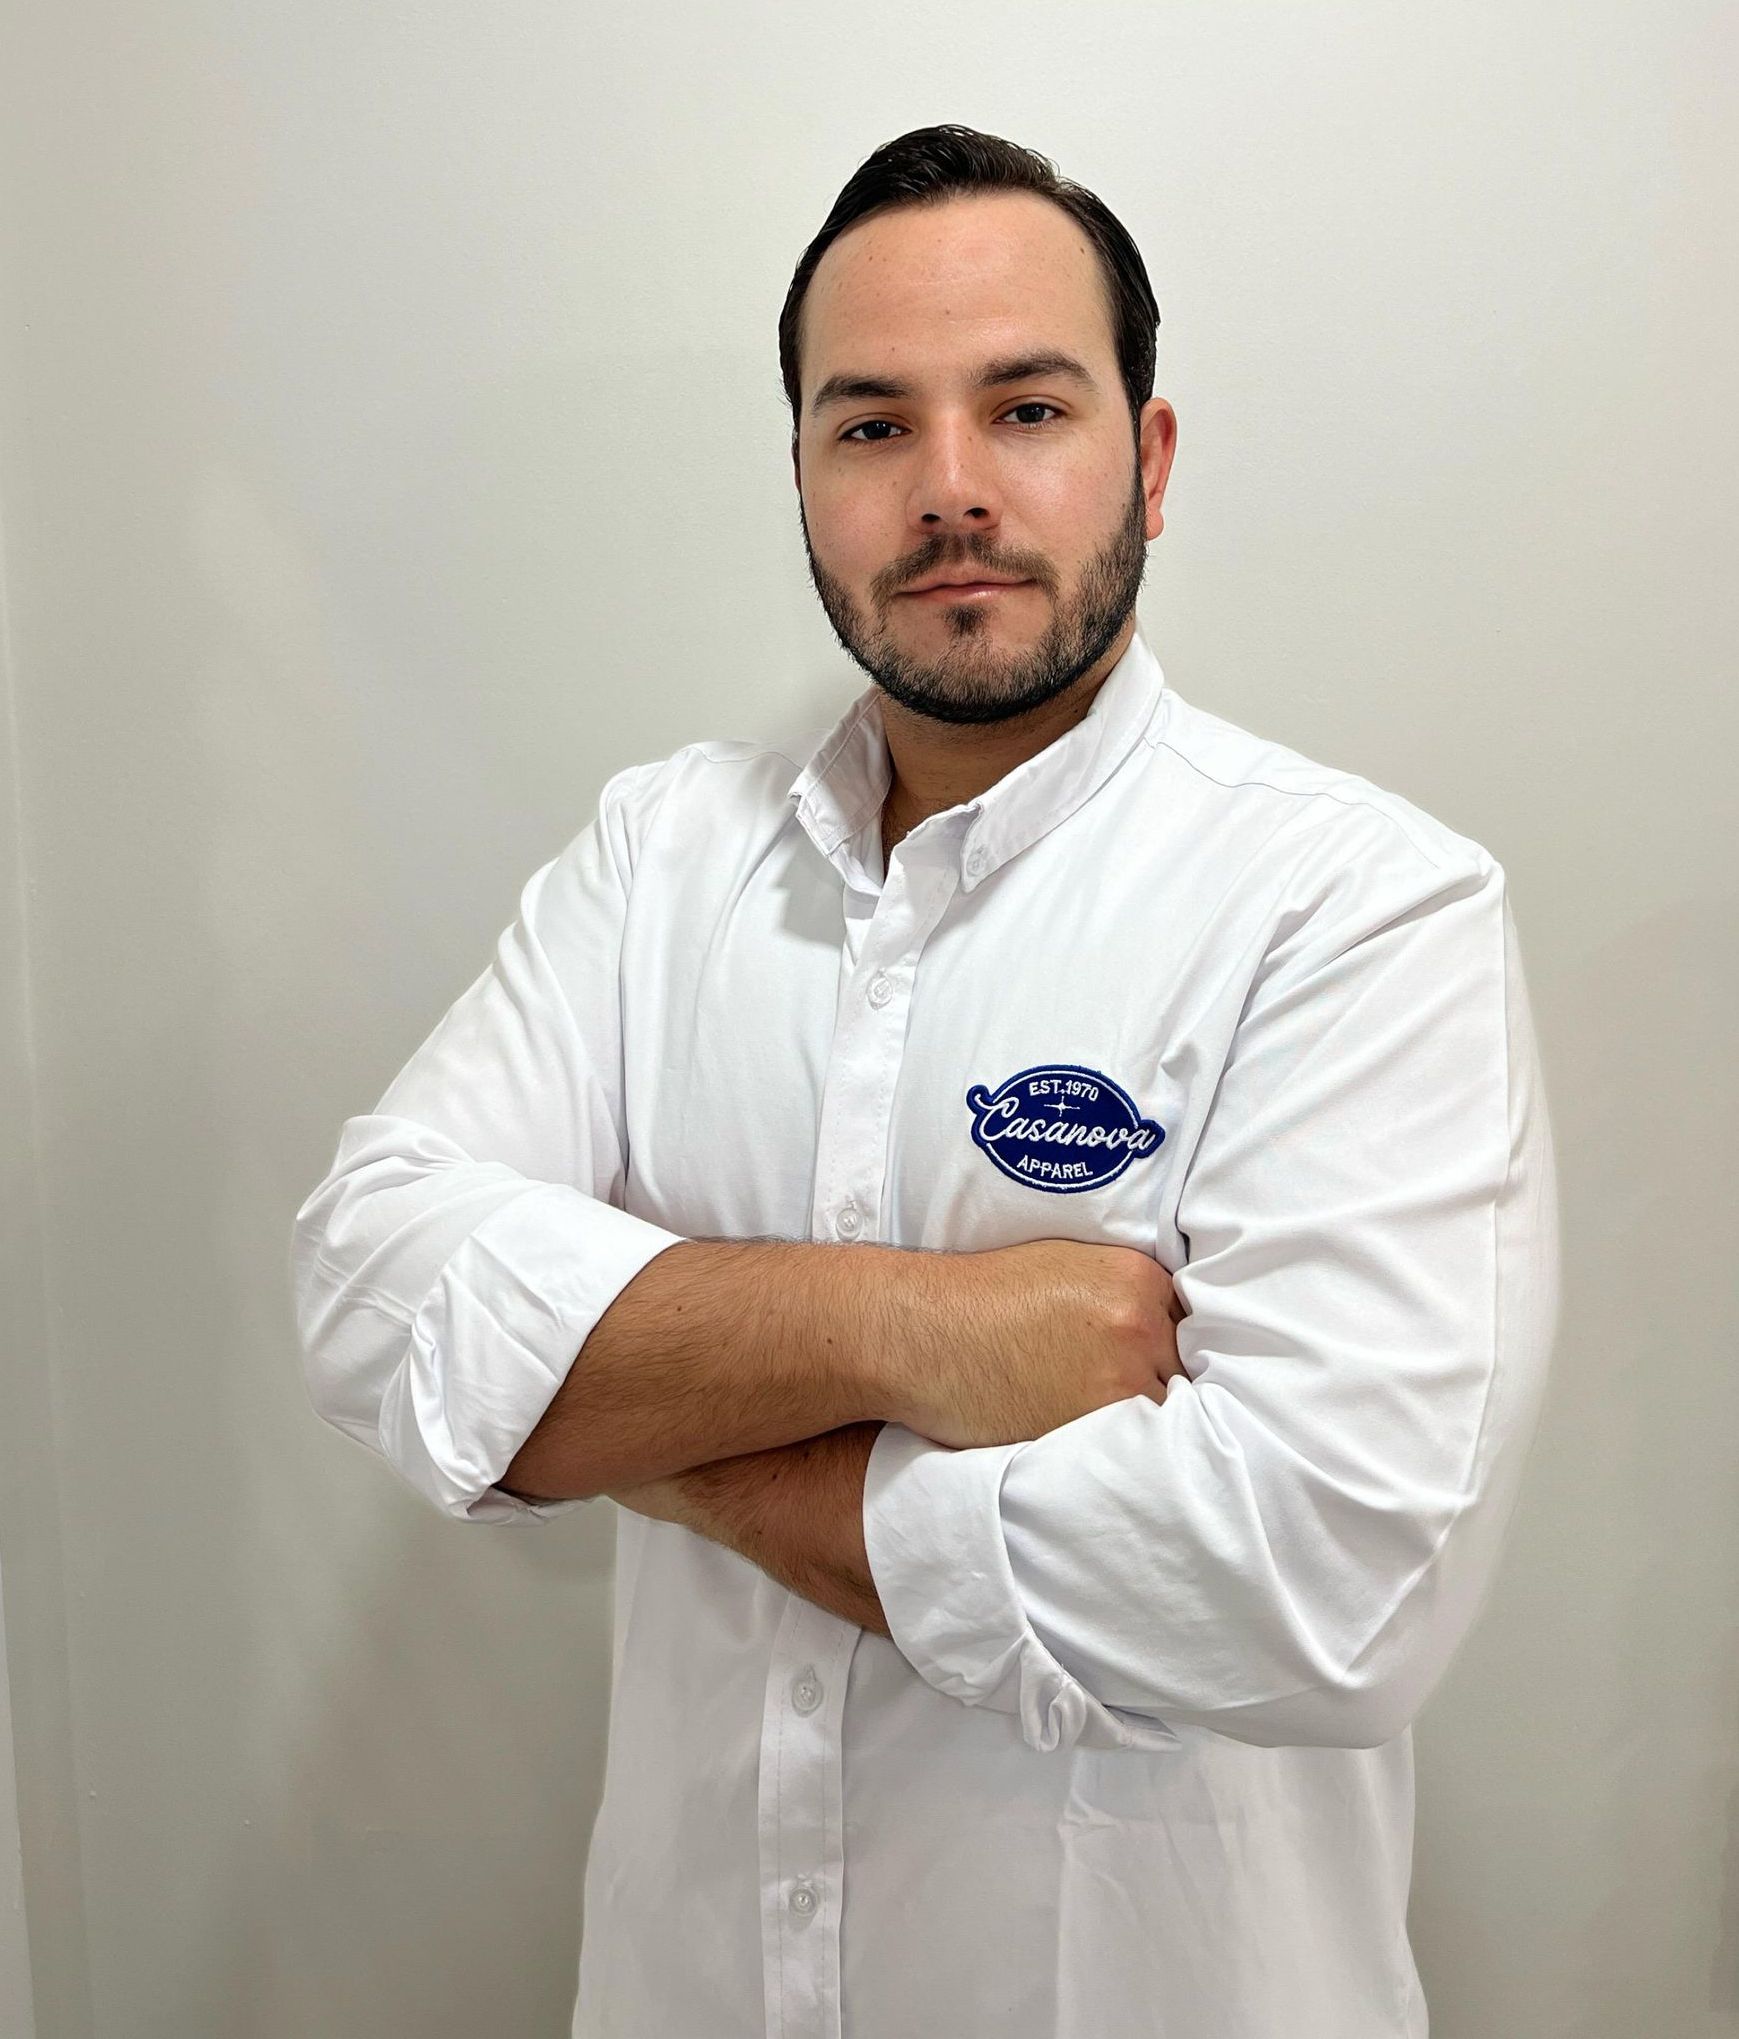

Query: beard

[797,452,1149,728]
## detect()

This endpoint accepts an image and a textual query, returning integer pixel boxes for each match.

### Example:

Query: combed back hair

[779,123,1161,452]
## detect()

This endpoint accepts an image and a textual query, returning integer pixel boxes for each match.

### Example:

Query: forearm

[501,1237,921,1503]
[676,1422,892,1639]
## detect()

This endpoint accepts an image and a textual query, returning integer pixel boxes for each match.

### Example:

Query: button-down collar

[785,624,1168,892]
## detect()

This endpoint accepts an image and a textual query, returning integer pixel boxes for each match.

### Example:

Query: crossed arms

[497,1234,1023,1644]
[297,829,1558,1750]
[497,1232,1180,1648]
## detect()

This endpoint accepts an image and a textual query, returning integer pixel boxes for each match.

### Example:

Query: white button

[789,1879,819,1917]
[791,1666,822,1713]
[868,971,893,1007]
[836,1203,861,1239]
[965,844,988,877]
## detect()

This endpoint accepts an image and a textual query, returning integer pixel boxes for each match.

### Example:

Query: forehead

[802,192,1110,384]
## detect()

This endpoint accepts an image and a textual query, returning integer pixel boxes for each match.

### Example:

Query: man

[291,123,1559,2038]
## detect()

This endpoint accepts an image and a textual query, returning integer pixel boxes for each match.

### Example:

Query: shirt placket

[757,829,963,2039]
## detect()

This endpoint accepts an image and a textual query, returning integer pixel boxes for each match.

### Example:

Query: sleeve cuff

[862,1421,1182,1753]
[383,1183,689,1522]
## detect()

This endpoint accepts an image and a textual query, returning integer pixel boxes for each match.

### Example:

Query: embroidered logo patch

[965,1062,1167,1195]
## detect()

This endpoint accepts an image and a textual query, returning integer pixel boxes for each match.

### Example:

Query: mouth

[902,579,1032,602]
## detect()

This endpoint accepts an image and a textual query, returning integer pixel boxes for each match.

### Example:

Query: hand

[882,1238,1187,1451]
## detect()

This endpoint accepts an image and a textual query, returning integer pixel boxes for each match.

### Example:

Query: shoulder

[1149,686,1496,884]
[590,728,814,870]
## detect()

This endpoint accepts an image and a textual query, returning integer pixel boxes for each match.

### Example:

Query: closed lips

[906,578,1028,594]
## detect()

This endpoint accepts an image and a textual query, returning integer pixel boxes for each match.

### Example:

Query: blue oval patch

[965,1062,1167,1195]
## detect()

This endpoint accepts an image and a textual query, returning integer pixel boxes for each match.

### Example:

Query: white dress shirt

[291,623,1560,2038]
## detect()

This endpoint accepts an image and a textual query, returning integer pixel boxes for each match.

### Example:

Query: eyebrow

[809,349,1103,420]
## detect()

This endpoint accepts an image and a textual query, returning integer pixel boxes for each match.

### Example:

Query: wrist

[834,1241,905,1427]
[850,1241,982,1431]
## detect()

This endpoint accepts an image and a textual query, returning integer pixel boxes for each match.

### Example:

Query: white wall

[0,3,1733,2034]
[0,1563,36,2039]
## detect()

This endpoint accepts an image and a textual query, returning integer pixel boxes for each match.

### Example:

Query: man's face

[792,190,1176,727]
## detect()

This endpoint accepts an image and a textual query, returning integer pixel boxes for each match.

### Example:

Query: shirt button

[867,971,893,1007]
[965,845,988,878]
[835,1202,861,1240]
[791,1666,823,1713]
[789,1880,819,1917]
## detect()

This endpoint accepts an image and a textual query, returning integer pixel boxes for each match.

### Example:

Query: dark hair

[779,123,1160,451]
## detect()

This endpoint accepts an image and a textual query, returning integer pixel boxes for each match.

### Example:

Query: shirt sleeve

[289,759,690,1524]
[862,817,1561,1751]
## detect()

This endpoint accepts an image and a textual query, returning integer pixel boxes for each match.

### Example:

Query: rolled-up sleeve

[864,824,1560,1751]
[290,760,690,1523]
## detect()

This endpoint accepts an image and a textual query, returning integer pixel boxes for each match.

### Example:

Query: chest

[617,803,1269,1270]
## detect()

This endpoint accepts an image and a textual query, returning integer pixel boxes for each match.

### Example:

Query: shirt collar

[785,622,1169,893]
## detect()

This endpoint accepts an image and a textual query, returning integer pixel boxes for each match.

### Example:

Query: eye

[838,401,1064,445]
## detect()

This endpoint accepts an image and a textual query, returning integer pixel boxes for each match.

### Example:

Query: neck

[879,619,1134,860]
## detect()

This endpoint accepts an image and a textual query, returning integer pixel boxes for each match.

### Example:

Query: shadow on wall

[1409,888,1739,2034]
[103,448,630,2032]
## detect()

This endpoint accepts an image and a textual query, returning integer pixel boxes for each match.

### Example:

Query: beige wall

[1,3,1734,2033]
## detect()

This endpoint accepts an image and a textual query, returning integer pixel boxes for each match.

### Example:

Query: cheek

[806,486,883,563]
[1032,463,1115,526]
